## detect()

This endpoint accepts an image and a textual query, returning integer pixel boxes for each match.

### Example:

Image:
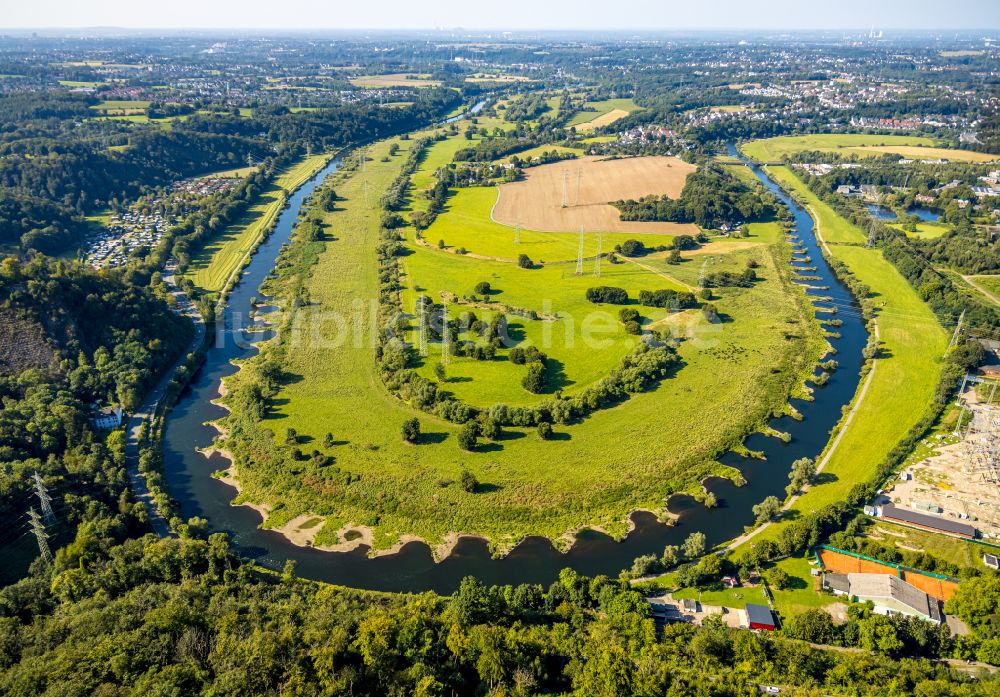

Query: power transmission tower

[28,507,52,564]
[441,296,450,366]
[575,229,585,275]
[593,231,603,277]
[575,168,582,205]
[561,170,569,208]
[514,221,521,245]
[866,219,878,248]
[32,472,56,525]
[418,299,428,357]
[945,309,966,355]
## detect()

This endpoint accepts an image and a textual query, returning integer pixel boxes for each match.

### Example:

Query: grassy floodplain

[216,125,827,554]
[184,154,329,292]
[732,164,947,549]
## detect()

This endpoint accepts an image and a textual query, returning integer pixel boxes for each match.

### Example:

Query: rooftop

[881,504,977,538]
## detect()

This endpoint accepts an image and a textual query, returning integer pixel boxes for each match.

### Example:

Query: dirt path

[962,274,1000,308]
[616,255,695,292]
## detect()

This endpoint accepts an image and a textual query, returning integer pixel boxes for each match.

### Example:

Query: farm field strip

[741,134,939,162]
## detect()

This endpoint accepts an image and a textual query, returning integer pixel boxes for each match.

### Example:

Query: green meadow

[219,129,828,551]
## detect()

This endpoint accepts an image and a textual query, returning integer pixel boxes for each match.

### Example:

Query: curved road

[124,261,205,537]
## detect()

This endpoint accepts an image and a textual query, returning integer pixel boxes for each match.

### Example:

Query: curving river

[161,144,868,593]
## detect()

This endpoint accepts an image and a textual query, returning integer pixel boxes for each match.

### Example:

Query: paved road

[124,262,205,537]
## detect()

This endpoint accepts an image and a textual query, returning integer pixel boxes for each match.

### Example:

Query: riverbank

[731,164,947,551]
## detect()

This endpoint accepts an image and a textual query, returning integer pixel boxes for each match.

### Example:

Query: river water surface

[162,144,868,593]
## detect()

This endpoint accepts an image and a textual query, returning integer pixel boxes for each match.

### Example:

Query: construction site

[876,376,1000,541]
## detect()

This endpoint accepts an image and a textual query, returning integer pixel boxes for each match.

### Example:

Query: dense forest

[0,89,459,256]
[2,534,998,696]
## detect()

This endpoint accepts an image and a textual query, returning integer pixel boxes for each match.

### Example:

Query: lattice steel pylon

[514,221,521,246]
[561,170,569,208]
[28,507,51,564]
[575,229,585,275]
[32,472,56,525]
[593,232,603,277]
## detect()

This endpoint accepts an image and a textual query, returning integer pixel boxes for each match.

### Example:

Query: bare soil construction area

[491,155,699,235]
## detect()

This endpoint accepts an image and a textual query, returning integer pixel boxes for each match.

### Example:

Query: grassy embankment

[731,165,947,549]
[184,154,330,293]
[218,127,826,553]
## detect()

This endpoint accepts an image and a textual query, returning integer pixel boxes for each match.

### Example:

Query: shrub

[459,468,478,492]
[481,417,501,440]
[517,254,533,269]
[401,417,420,443]
[474,281,491,295]
[537,421,553,440]
[458,422,478,451]
[618,239,646,257]
[619,308,640,323]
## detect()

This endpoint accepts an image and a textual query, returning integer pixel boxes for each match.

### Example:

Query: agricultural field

[737,166,947,550]
[223,128,828,552]
[184,154,329,292]
[740,134,941,161]
[350,73,442,88]
[567,98,641,132]
[491,155,698,234]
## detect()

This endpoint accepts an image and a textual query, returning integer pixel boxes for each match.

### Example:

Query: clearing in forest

[491,155,698,235]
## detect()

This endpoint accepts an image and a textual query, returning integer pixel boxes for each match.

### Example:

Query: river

[161,143,868,593]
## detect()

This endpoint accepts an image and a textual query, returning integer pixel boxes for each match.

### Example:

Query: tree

[786,457,817,497]
[285,427,298,445]
[517,254,533,269]
[474,281,491,295]
[434,362,446,381]
[537,421,553,440]
[402,418,421,443]
[481,417,501,441]
[323,432,334,448]
[752,496,782,525]
[858,615,904,656]
[522,362,546,393]
[783,608,837,645]
[682,531,706,560]
[661,545,681,569]
[459,468,478,492]
[458,422,478,451]
[764,566,791,590]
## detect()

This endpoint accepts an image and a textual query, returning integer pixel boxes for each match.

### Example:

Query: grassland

[567,98,641,132]
[185,154,329,293]
[733,165,947,550]
[220,129,827,552]
[889,221,950,239]
[740,134,940,162]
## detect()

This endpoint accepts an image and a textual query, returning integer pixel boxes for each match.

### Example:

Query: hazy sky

[3,0,999,31]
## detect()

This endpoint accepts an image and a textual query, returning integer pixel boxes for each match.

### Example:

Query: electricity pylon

[575,229,585,275]
[576,168,582,205]
[32,472,56,525]
[28,507,52,564]
[514,221,521,245]
[561,170,569,208]
[945,309,965,356]
[593,231,603,277]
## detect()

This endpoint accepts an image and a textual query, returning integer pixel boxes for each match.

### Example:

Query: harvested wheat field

[575,108,630,132]
[492,155,698,234]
